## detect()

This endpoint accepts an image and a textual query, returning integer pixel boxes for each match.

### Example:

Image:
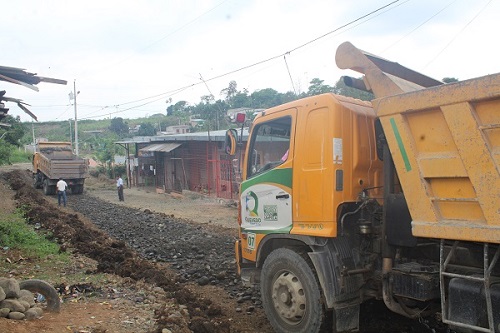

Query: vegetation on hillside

[14,77,375,168]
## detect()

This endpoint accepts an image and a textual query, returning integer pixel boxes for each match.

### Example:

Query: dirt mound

[2,170,233,333]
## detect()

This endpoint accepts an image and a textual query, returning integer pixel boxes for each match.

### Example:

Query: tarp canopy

[139,143,181,153]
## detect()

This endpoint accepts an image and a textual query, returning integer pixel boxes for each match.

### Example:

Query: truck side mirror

[225,129,238,156]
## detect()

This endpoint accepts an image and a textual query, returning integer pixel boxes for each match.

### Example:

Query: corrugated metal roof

[116,128,250,145]
[139,143,182,153]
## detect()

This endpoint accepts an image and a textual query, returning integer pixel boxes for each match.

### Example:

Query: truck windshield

[248,117,291,177]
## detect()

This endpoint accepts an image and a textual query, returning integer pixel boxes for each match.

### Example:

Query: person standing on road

[116,175,124,201]
[56,177,68,207]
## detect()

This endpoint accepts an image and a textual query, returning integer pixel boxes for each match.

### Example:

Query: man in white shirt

[116,175,124,201]
[56,178,68,207]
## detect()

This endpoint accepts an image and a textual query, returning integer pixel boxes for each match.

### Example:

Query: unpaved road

[0,168,449,333]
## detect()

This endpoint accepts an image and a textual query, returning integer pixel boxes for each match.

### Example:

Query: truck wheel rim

[271,271,306,325]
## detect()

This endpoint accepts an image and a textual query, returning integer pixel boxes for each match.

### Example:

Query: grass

[9,149,32,164]
[0,209,61,258]
[0,209,114,287]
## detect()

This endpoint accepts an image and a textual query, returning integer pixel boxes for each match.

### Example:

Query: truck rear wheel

[42,179,50,195]
[73,185,83,194]
[261,248,331,333]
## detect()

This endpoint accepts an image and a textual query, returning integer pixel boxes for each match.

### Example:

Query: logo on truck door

[245,191,259,216]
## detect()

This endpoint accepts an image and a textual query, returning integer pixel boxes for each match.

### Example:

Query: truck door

[240,111,295,236]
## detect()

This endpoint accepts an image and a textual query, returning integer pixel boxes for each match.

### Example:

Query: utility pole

[69,119,73,147]
[73,80,79,156]
[31,121,35,144]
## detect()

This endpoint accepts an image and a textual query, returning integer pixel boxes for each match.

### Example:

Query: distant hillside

[23,114,178,144]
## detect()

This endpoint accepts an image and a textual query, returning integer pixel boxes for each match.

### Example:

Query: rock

[153,287,164,293]
[18,290,35,307]
[197,276,210,286]
[0,299,25,312]
[0,287,5,302]
[162,329,173,333]
[31,306,44,316]
[19,300,31,312]
[8,311,25,320]
[0,308,9,317]
[237,295,251,303]
[25,307,43,320]
[0,278,20,299]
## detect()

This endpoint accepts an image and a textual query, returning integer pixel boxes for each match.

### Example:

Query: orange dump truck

[226,42,500,333]
[33,141,88,195]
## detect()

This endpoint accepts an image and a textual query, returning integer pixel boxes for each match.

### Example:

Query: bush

[89,164,127,181]
[10,149,32,164]
[114,165,127,179]
[0,142,14,165]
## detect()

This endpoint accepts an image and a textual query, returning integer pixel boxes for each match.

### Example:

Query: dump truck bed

[37,153,88,179]
[34,142,88,180]
[374,73,500,243]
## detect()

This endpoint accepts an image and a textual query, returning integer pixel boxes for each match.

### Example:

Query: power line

[78,0,231,79]
[382,0,458,53]
[424,0,494,69]
[115,0,402,108]
[70,0,403,120]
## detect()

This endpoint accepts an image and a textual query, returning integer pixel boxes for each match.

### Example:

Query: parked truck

[33,141,88,195]
[225,42,500,333]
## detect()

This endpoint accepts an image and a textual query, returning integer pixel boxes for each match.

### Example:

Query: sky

[2,0,499,123]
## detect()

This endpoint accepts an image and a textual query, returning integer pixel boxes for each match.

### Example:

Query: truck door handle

[276,194,289,199]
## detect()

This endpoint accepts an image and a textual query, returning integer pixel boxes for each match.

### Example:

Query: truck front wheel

[261,248,331,333]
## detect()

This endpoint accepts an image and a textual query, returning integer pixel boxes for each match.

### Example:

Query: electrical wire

[40,0,402,121]
[99,0,402,116]
[424,0,494,69]
[78,0,231,79]
[382,0,459,53]
[283,54,297,96]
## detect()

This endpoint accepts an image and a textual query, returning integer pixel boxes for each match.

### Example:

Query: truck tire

[75,184,84,194]
[42,179,50,195]
[19,279,61,313]
[261,248,331,333]
[33,175,40,189]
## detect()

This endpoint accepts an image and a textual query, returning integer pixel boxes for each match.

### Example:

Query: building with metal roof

[115,128,249,199]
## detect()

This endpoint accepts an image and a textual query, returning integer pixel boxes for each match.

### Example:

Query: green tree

[167,101,189,116]
[137,123,156,136]
[442,77,459,83]
[0,116,26,147]
[307,78,333,96]
[221,81,238,106]
[250,88,280,108]
[0,140,14,165]
[333,79,374,101]
[109,117,129,136]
